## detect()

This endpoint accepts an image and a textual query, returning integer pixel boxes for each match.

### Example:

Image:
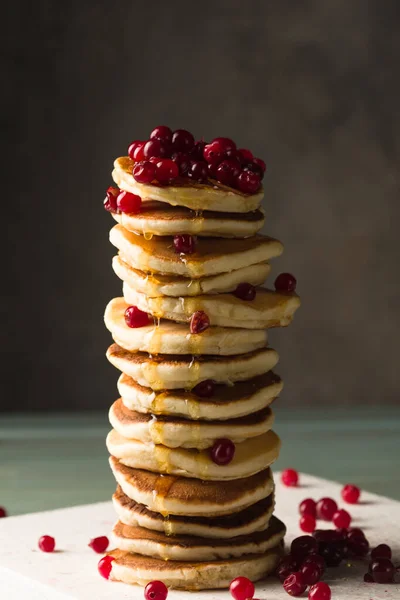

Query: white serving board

[0,473,399,599]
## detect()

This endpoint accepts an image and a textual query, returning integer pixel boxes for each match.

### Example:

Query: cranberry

[316,498,337,521]
[275,273,297,293]
[171,129,195,152]
[143,139,167,159]
[332,509,351,529]
[299,498,317,517]
[320,544,343,567]
[301,560,322,585]
[171,151,191,175]
[188,160,208,182]
[300,514,316,533]
[302,554,325,574]
[291,535,318,559]
[283,572,307,597]
[192,379,215,398]
[144,580,168,600]
[204,137,236,162]
[150,126,172,144]
[216,159,241,186]
[234,282,256,301]
[133,142,146,161]
[363,572,374,582]
[207,152,227,176]
[243,161,264,178]
[155,159,179,184]
[253,157,266,172]
[98,555,114,580]
[88,536,109,553]
[190,140,206,160]
[281,468,299,487]
[349,537,369,557]
[211,438,235,465]
[313,529,345,545]
[38,535,55,553]
[103,186,119,213]
[229,576,254,600]
[238,148,253,162]
[370,558,395,583]
[128,140,144,160]
[173,234,197,254]
[190,310,210,334]
[371,544,392,560]
[124,306,149,328]
[308,582,331,600]
[116,191,142,214]
[341,483,360,504]
[133,161,156,184]
[0,507,7,518]
[346,527,365,542]
[236,170,261,194]
[276,555,299,583]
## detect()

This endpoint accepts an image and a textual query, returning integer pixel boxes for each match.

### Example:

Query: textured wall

[3,1,400,411]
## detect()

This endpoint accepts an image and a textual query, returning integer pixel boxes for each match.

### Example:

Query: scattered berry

[133,161,156,183]
[0,507,7,518]
[302,554,325,574]
[188,160,208,182]
[211,438,236,466]
[88,536,109,553]
[346,527,365,542]
[173,234,197,254]
[116,191,142,214]
[316,498,338,521]
[234,282,256,301]
[291,535,318,559]
[124,306,149,328]
[332,509,351,529]
[281,468,299,487]
[300,514,316,533]
[144,580,168,600]
[276,555,300,583]
[300,560,322,585]
[275,273,297,293]
[349,537,369,557]
[171,129,195,152]
[370,557,395,583]
[229,575,255,600]
[150,126,172,144]
[128,140,144,160]
[341,483,360,504]
[313,529,345,545]
[38,535,55,553]
[283,571,307,597]
[308,582,331,600]
[236,170,261,194]
[155,159,179,183]
[98,555,114,579]
[320,544,344,567]
[299,498,317,517]
[371,544,392,560]
[190,310,210,334]
[363,572,374,582]
[192,379,215,398]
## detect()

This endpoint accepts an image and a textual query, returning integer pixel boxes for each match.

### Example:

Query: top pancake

[113,156,264,213]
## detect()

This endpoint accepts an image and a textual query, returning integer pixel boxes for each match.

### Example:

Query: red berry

[236,170,261,194]
[0,507,7,518]
[88,536,109,553]
[143,139,167,159]
[291,535,318,559]
[300,560,322,585]
[211,438,235,465]
[190,310,210,334]
[370,558,395,583]
[234,282,256,301]
[204,138,236,162]
[275,273,297,293]
[128,140,144,160]
[341,484,361,504]
[320,545,344,567]
[38,535,55,553]
[316,497,338,521]
[150,126,172,144]
[133,161,156,183]
[302,554,325,574]
[363,572,374,582]
[103,186,119,213]
[173,234,197,254]
[116,191,142,214]
[133,142,146,161]
[171,129,195,152]
[308,582,331,600]
[238,148,253,162]
[276,555,300,583]
[299,498,316,517]
[144,580,168,600]
[229,576,254,600]
[313,529,345,544]
[349,537,369,557]
[188,160,208,182]
[253,157,266,172]
[124,306,149,328]
[171,152,191,175]
[346,527,365,542]
[281,468,299,487]
[216,159,241,186]
[192,379,215,398]
[300,514,316,533]
[243,161,264,178]
[155,159,179,183]
[371,544,392,560]
[98,555,114,580]
[190,140,206,160]
[332,509,351,529]
[283,572,307,597]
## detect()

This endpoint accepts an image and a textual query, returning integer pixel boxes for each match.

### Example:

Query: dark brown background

[2,1,400,412]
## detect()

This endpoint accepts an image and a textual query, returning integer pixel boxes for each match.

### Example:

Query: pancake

[109,457,275,517]
[112,515,285,562]
[112,254,271,297]
[123,284,301,329]
[106,429,281,480]
[109,223,283,278]
[109,400,275,448]
[112,201,265,237]
[112,486,275,538]
[106,344,279,390]
[104,297,268,355]
[112,156,264,213]
[108,545,283,589]
[117,371,283,420]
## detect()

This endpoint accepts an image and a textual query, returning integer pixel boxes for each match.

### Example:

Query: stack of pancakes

[104,156,300,590]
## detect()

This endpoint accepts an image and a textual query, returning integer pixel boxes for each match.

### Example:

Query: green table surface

[1,406,399,516]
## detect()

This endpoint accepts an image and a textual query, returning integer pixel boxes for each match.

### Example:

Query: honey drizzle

[151,473,178,521]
